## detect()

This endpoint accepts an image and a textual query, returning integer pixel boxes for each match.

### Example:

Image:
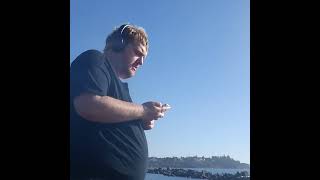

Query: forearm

[74,93,144,123]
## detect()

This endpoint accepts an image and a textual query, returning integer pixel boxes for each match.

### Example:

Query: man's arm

[73,93,163,123]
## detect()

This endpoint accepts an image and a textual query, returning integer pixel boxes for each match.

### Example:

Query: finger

[159,113,165,118]
[154,102,162,107]
[154,106,163,114]
[155,106,162,111]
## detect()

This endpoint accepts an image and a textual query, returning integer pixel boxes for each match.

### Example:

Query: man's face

[117,42,147,79]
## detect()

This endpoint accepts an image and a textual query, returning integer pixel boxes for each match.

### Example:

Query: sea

[145,168,250,180]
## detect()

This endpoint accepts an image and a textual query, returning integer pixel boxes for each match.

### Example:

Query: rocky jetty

[147,168,250,180]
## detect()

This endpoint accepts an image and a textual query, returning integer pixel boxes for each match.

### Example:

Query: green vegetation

[148,155,249,169]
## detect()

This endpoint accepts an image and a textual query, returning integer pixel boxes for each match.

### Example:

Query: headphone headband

[120,24,131,35]
[111,24,132,52]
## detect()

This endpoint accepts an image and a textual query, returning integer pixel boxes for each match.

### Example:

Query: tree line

[148,155,249,169]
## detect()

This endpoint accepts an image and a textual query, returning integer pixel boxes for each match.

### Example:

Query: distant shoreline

[148,156,250,169]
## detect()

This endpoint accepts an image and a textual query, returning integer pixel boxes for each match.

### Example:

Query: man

[70,24,169,180]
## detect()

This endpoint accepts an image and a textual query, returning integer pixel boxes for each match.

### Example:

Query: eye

[135,50,143,57]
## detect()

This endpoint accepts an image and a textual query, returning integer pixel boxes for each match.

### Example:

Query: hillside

[148,155,250,169]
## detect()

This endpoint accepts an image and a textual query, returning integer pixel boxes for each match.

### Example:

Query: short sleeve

[70,50,111,100]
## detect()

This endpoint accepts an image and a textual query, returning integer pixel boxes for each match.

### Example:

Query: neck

[104,52,121,79]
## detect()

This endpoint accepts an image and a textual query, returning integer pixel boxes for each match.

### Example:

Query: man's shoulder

[81,49,103,58]
[71,49,105,68]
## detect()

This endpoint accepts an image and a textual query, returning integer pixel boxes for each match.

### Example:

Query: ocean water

[145,168,250,180]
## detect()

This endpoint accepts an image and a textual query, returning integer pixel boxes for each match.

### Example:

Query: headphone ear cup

[112,24,129,52]
[112,35,124,52]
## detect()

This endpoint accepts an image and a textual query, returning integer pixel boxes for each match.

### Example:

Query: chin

[121,72,134,79]
[129,70,136,77]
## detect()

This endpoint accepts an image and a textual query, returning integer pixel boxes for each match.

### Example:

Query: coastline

[147,167,250,180]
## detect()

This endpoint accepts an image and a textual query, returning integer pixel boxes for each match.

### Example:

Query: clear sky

[71,0,250,164]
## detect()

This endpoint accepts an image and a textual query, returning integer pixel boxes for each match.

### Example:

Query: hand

[141,101,164,121]
[142,119,155,130]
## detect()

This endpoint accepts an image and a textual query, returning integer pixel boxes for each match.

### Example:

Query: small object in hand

[162,103,171,110]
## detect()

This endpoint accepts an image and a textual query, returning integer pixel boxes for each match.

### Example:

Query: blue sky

[71,0,250,164]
